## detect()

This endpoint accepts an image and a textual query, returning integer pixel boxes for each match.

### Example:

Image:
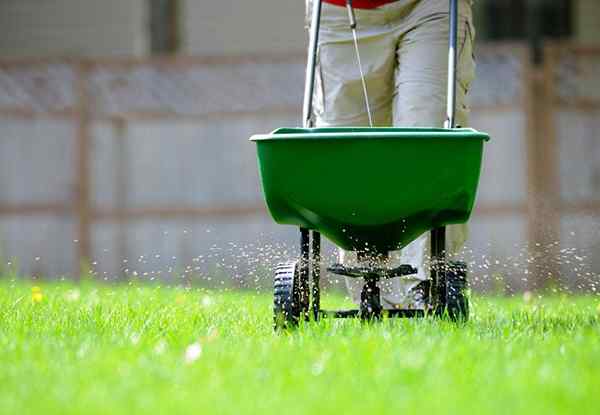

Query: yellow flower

[31,286,43,303]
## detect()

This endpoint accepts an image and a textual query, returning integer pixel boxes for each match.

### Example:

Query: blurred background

[0,0,598,293]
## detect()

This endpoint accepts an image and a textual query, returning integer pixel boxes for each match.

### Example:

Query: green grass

[0,281,599,415]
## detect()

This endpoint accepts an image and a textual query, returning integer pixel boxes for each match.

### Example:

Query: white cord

[346,1,373,127]
[351,27,374,127]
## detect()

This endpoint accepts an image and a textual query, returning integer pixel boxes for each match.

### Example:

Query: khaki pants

[306,0,476,308]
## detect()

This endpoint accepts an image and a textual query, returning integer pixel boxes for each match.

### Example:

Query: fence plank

[75,64,92,277]
[525,50,562,289]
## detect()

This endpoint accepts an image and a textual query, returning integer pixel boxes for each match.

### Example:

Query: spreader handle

[302,0,323,129]
[445,0,459,129]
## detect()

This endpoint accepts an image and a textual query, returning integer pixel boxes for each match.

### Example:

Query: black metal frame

[300,227,436,320]
[431,227,446,315]
[319,309,424,319]
[310,229,321,319]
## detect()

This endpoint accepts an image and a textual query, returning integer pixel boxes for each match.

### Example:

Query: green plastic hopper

[251,127,489,253]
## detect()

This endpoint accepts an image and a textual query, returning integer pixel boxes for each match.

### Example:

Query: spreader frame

[268,0,476,326]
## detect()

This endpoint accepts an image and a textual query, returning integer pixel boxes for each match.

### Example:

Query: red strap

[323,0,398,9]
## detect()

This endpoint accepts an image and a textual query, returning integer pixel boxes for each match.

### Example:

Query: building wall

[180,0,600,56]
[2,0,600,59]
[574,0,600,43]
[0,0,147,58]
[181,0,306,56]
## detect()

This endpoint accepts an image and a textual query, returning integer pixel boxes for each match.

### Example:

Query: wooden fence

[0,43,598,291]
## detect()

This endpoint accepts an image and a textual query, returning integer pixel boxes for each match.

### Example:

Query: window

[149,0,179,54]
[475,0,572,41]
[474,0,572,62]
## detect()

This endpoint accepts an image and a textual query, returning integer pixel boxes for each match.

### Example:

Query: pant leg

[393,0,475,128]
[310,3,396,126]
[379,0,476,309]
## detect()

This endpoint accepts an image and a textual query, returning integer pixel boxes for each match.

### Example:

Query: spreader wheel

[445,261,469,321]
[273,260,309,330]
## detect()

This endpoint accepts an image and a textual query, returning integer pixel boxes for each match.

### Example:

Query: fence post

[525,45,561,290]
[75,62,92,279]
[112,117,129,280]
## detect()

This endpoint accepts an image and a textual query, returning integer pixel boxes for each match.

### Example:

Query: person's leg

[379,0,476,308]
[310,3,396,127]
[393,0,475,128]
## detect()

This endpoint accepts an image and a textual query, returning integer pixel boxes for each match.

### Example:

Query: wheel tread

[445,260,469,322]
[273,260,305,330]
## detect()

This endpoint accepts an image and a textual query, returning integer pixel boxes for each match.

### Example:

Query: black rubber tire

[273,261,309,330]
[445,260,469,322]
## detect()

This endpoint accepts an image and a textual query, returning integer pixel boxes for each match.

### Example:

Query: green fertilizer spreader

[251,0,490,328]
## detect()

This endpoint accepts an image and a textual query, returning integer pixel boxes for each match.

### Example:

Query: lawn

[0,280,599,415]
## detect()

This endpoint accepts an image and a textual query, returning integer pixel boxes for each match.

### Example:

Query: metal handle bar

[302,0,323,128]
[445,0,459,129]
